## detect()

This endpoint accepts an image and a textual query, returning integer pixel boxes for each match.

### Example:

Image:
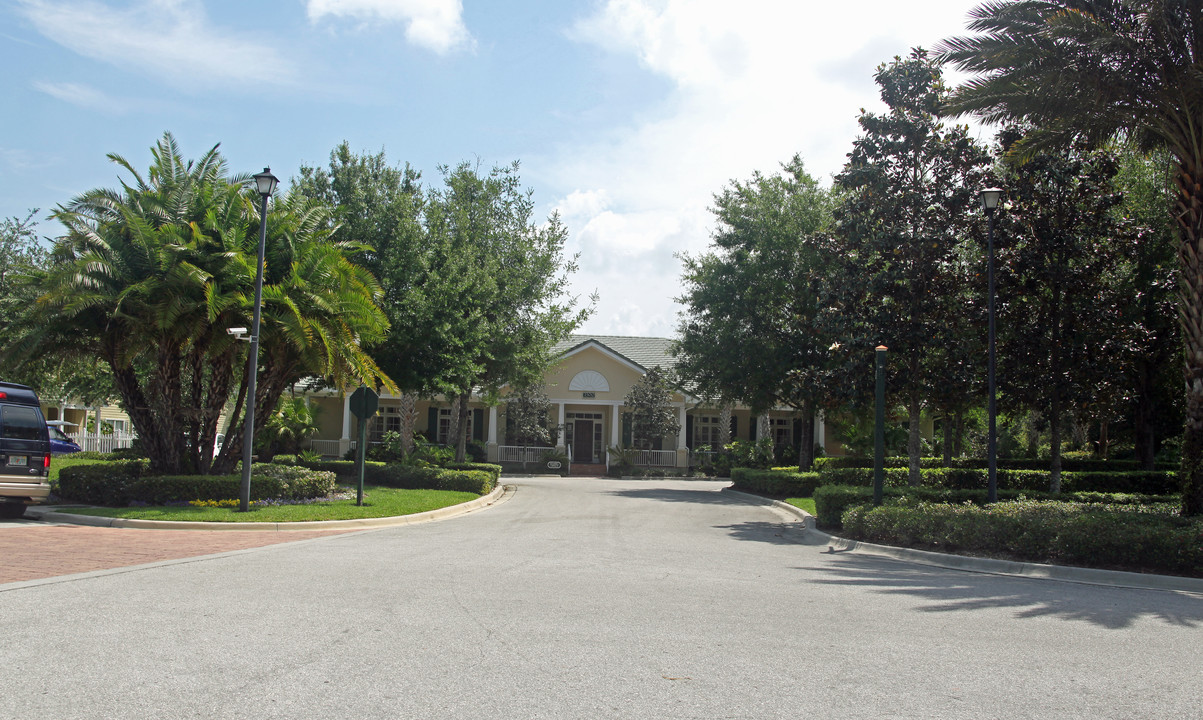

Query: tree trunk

[942,414,953,466]
[398,393,417,458]
[455,390,471,462]
[907,391,921,487]
[1049,396,1062,494]
[1178,151,1203,515]
[1133,360,1156,470]
[718,404,732,447]
[796,402,815,472]
[1098,419,1109,460]
[954,411,964,457]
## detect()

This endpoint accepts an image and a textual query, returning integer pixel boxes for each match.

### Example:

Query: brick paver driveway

[0,518,350,584]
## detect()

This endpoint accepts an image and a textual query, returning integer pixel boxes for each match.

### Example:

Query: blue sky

[1,0,989,338]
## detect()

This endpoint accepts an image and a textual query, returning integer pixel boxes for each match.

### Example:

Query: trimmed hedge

[840,499,1202,577]
[811,484,1179,531]
[730,468,822,497]
[57,462,336,506]
[295,459,497,494]
[813,467,1176,495]
[812,455,1176,473]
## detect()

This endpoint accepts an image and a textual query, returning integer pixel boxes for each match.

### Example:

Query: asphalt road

[3,477,1200,719]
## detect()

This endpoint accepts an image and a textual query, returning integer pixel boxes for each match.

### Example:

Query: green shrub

[813,455,1176,473]
[57,460,151,505]
[56,461,335,506]
[840,499,1203,576]
[445,462,502,482]
[731,468,822,497]
[814,465,1175,494]
[811,483,1180,531]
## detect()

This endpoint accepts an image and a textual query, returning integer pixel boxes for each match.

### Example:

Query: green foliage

[57,461,334,506]
[504,383,557,448]
[730,468,822,497]
[841,499,1201,576]
[936,0,1203,515]
[724,438,775,470]
[258,395,320,460]
[12,133,389,478]
[623,367,680,450]
[830,48,991,483]
[674,155,835,470]
[297,459,496,494]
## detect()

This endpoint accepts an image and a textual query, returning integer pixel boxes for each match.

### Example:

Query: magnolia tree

[624,367,681,451]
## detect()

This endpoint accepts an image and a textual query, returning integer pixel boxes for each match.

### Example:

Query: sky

[0,0,992,339]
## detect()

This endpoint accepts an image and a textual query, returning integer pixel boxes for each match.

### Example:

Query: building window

[371,406,402,443]
[773,418,793,448]
[438,407,472,445]
[695,415,720,449]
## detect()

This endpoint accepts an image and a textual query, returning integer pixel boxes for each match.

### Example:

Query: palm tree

[935,0,1203,515]
[27,133,251,474]
[209,188,394,473]
[18,133,392,476]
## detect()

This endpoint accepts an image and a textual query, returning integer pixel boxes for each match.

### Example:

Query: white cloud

[551,0,986,337]
[306,0,473,54]
[16,0,294,87]
[33,81,124,114]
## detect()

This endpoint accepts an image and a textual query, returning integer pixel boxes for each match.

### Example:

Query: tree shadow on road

[806,555,1203,630]
[606,487,738,505]
[713,520,821,546]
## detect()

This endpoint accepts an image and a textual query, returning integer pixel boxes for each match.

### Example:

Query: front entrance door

[573,419,594,463]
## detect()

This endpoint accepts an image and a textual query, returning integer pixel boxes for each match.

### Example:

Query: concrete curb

[722,488,1203,595]
[27,483,513,532]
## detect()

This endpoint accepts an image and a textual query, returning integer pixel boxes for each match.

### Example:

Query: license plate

[8,456,27,467]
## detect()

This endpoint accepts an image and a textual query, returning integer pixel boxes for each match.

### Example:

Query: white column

[677,403,688,450]
[488,406,499,444]
[611,405,621,449]
[341,393,352,441]
[556,402,566,450]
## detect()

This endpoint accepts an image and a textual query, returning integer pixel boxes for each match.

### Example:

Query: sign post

[349,385,379,506]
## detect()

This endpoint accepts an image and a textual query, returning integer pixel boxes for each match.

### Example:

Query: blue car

[46,421,82,455]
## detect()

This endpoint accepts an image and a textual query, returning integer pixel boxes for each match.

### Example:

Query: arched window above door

[569,370,610,392]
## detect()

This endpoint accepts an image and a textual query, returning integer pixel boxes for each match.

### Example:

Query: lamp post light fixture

[980,187,1003,504]
[240,167,279,512]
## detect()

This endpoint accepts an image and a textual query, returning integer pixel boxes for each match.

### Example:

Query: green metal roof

[553,335,678,374]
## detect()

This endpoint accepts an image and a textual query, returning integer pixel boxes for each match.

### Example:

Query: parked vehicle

[0,382,52,518]
[46,420,83,455]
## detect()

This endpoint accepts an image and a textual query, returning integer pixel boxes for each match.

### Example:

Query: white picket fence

[67,431,138,453]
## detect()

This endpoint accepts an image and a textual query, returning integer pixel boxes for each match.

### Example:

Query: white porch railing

[632,449,677,467]
[304,439,346,458]
[68,431,137,453]
[499,446,551,463]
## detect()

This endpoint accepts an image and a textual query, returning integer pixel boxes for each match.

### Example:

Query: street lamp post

[980,187,1003,504]
[240,167,279,512]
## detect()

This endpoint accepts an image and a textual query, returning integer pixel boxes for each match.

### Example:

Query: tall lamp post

[240,167,279,512]
[980,187,1003,504]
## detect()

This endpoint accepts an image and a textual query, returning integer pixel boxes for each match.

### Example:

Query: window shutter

[730,415,738,440]
[473,408,484,441]
[686,415,694,449]
[750,417,757,442]
[426,407,438,443]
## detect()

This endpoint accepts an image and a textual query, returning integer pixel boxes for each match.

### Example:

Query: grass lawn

[59,485,481,522]
[786,497,816,517]
[48,455,107,485]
